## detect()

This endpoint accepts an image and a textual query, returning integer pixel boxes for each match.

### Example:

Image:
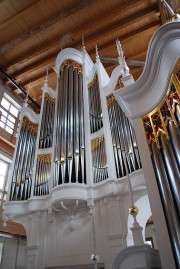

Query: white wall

[0,236,26,269]
[20,193,134,269]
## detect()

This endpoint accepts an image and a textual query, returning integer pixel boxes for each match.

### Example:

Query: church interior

[0,0,179,269]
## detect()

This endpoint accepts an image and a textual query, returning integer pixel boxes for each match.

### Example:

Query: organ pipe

[151,141,180,268]
[10,117,38,201]
[88,74,103,133]
[160,133,180,214]
[54,61,86,186]
[39,93,55,149]
[91,135,108,183]
[107,94,141,178]
[34,154,51,196]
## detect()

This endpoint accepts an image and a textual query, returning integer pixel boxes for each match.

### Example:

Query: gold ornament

[129,204,139,216]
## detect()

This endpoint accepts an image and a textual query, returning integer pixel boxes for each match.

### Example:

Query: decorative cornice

[53,48,94,77]
[4,169,145,218]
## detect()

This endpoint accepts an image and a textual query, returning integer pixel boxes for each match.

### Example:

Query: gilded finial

[129,204,139,217]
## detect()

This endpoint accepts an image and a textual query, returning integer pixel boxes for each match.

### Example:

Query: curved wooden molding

[114,21,180,119]
[20,107,39,123]
[43,86,57,98]
[103,65,124,95]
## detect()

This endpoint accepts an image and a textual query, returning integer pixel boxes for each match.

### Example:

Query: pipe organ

[8,48,142,202]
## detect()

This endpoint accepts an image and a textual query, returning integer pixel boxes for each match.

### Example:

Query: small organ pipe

[107,95,142,179]
[10,118,37,201]
[88,74,103,133]
[39,91,55,150]
[34,155,50,196]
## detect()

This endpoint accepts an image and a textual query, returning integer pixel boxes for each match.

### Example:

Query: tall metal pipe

[151,141,180,268]
[160,133,180,214]
[168,121,180,165]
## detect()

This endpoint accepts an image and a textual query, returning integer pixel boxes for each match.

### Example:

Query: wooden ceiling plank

[3,0,154,70]
[88,21,160,55]
[10,23,159,90]
[81,8,159,49]
[12,21,160,89]
[72,0,153,43]
[0,0,98,55]
[6,54,56,80]
[0,0,43,32]
[12,68,55,89]
[5,4,159,81]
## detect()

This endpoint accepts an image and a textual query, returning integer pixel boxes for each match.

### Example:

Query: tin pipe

[160,133,180,214]
[151,141,180,268]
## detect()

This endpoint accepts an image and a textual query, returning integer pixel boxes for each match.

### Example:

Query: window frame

[0,93,21,137]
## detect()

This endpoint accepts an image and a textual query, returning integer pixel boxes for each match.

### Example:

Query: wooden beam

[0,135,15,157]
[0,0,97,55]
[0,0,43,32]
[7,56,55,81]
[82,7,159,48]
[0,67,40,109]
[3,0,154,70]
[10,21,159,89]
[12,68,55,90]
[88,21,160,55]
[5,5,159,82]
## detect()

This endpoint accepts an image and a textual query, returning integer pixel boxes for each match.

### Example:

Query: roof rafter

[0,0,97,55]
[5,5,159,82]
[3,0,155,70]
[10,21,160,90]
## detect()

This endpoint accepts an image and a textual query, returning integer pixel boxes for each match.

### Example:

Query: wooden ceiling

[0,0,178,111]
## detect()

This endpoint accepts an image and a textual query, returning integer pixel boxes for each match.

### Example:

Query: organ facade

[4,21,180,269]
